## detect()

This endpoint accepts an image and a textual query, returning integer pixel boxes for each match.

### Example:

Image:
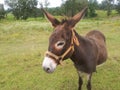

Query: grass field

[0,14,120,90]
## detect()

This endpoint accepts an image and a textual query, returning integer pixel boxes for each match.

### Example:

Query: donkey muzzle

[42,56,57,73]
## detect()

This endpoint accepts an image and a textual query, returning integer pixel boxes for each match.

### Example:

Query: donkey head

[42,7,87,73]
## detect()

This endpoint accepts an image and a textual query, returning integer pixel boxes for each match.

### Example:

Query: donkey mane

[55,18,73,26]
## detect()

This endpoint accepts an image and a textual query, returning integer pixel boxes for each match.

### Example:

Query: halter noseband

[45,29,79,65]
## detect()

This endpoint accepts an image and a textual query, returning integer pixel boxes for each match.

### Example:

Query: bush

[0,4,5,20]
[116,2,120,14]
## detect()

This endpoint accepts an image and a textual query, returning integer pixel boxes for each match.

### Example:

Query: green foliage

[0,10,6,20]
[60,0,98,17]
[0,4,6,20]
[88,0,98,17]
[3,0,120,21]
[5,0,38,20]
[99,0,115,16]
[106,0,114,16]
[116,0,120,14]
[61,0,88,17]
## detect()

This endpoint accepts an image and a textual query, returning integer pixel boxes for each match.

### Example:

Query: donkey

[42,7,107,90]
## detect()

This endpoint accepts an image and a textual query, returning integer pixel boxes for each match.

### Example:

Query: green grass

[0,14,120,90]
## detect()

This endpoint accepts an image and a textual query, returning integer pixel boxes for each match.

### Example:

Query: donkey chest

[74,62,96,73]
[71,56,97,73]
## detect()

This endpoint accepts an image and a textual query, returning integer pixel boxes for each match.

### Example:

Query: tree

[99,0,114,16]
[88,0,98,17]
[64,0,75,16]
[5,0,38,20]
[116,0,120,14]
[62,0,88,17]
[107,0,113,16]
[99,0,108,10]
[0,4,6,20]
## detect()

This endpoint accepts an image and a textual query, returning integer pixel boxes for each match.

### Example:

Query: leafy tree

[0,4,6,20]
[88,0,97,17]
[116,0,120,14]
[99,0,114,16]
[5,0,38,20]
[93,0,99,9]
[107,0,114,16]
[61,0,88,17]
[99,0,108,10]
[64,0,75,16]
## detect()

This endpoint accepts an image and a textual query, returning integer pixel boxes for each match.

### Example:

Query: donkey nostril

[46,67,50,71]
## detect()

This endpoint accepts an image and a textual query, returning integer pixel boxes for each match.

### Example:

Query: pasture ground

[0,14,120,90]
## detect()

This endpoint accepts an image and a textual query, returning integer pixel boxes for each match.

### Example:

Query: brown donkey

[42,7,107,90]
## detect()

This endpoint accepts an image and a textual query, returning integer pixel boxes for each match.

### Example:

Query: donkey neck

[70,31,87,60]
[70,30,98,73]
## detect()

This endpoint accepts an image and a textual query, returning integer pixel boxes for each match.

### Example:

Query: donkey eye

[56,41,65,46]
[57,42,64,46]
[55,41,65,49]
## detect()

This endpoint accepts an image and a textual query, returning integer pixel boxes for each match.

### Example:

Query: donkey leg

[86,73,92,90]
[77,71,83,90]
[78,76,83,90]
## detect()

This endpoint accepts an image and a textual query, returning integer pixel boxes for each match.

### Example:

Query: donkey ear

[70,7,88,27]
[41,8,60,27]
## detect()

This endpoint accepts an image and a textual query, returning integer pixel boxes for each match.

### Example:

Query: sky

[0,0,104,9]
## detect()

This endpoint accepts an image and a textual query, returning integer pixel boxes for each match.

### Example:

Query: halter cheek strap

[45,29,79,65]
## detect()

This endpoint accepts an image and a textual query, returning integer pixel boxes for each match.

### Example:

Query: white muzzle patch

[42,56,57,73]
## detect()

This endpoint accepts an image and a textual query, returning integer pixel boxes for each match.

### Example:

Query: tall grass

[0,12,120,90]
